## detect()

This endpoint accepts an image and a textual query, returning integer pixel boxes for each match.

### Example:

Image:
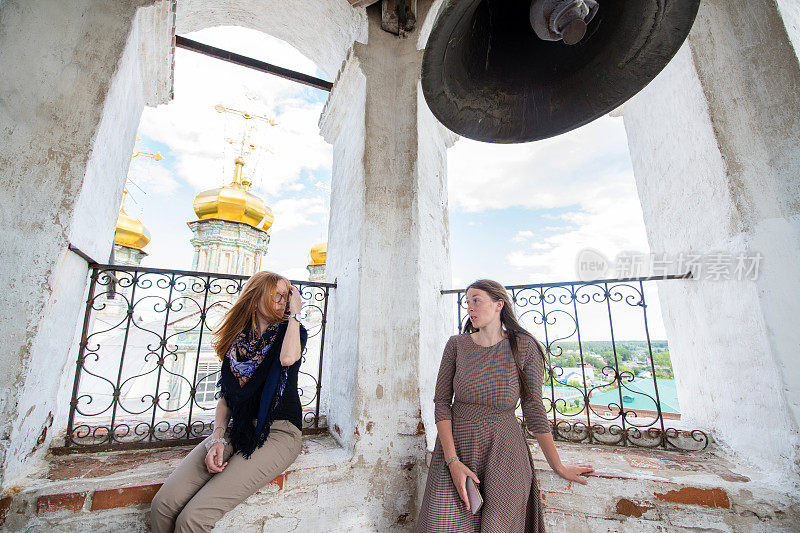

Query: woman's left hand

[288,285,303,314]
[205,442,228,474]
[555,462,594,485]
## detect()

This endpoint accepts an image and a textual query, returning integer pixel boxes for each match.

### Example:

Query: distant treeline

[550,340,669,354]
[540,340,674,379]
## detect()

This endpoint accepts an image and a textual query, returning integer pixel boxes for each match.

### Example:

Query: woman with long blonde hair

[417,279,593,532]
[151,271,307,532]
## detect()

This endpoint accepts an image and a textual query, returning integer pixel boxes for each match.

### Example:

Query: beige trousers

[150,419,302,533]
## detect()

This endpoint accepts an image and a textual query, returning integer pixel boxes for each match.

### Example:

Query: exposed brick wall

[37,492,88,516]
[2,438,797,531]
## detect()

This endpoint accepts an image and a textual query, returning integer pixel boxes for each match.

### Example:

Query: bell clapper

[529,0,599,45]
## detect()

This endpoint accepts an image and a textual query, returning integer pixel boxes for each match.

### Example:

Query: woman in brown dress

[417,279,594,532]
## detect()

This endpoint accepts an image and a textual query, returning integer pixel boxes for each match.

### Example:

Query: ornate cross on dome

[215,104,277,162]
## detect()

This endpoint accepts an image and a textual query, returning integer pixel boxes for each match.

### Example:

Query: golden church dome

[309,242,327,265]
[262,206,274,232]
[193,157,273,230]
[114,193,151,250]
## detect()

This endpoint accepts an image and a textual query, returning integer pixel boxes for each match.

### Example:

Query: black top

[270,323,307,432]
[272,357,303,431]
[219,321,308,457]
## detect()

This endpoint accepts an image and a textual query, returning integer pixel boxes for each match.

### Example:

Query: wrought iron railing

[61,264,334,452]
[443,274,709,451]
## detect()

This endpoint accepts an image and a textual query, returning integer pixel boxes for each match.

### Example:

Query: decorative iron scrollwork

[65,265,334,449]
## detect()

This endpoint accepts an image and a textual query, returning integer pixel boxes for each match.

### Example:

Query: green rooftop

[586,379,680,414]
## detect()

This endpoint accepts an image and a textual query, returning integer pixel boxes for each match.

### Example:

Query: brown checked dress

[416,333,551,533]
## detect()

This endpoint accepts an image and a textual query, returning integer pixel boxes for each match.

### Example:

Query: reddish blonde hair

[212,271,288,361]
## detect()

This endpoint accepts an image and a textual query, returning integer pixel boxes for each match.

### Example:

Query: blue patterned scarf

[218,321,289,459]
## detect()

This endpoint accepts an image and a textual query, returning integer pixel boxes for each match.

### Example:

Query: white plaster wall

[350,25,428,461]
[777,0,800,62]
[0,0,173,488]
[68,6,159,265]
[416,0,444,51]
[176,0,367,79]
[686,0,800,474]
[415,82,456,452]
[686,4,800,464]
[318,2,453,523]
[319,50,367,451]
[623,0,800,478]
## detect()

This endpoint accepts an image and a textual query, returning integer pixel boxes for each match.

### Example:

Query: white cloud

[543,225,574,232]
[447,115,650,283]
[448,115,631,213]
[284,267,312,282]
[506,183,650,282]
[512,230,535,243]
[137,26,331,198]
[127,158,178,195]
[270,196,328,233]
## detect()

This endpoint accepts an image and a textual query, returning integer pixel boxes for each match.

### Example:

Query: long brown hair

[212,271,288,361]
[463,279,547,400]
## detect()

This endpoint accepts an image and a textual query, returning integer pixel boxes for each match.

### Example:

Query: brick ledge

[2,433,348,526]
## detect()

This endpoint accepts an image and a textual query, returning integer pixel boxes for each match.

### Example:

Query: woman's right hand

[448,459,480,511]
[555,462,594,485]
[204,442,228,474]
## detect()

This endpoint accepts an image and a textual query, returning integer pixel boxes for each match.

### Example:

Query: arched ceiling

[176,0,368,79]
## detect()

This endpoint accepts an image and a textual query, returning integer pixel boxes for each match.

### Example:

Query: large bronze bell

[421,0,701,143]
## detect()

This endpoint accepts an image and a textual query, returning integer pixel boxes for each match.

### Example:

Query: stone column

[0,0,172,488]
[319,2,455,524]
[623,0,800,477]
[211,243,220,273]
[191,245,200,270]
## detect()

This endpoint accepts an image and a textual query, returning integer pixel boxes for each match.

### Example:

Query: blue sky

[449,205,580,284]
[127,26,668,340]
